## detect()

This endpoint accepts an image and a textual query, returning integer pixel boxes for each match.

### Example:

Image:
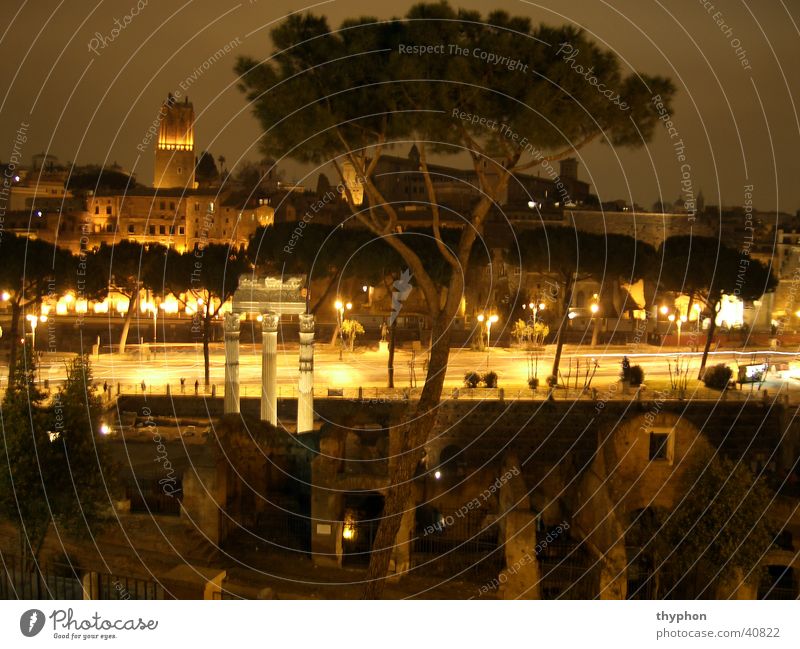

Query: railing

[111,382,798,405]
[0,560,84,600]
[0,556,167,600]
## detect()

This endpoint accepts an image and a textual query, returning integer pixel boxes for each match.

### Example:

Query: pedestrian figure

[141,380,146,393]
[180,377,186,393]
[194,379,199,395]
[103,381,108,394]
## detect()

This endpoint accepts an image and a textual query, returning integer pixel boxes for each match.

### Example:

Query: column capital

[299,313,315,333]
[224,312,241,335]
[261,311,279,332]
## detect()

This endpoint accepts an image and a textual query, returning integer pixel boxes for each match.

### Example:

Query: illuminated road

[25,343,800,394]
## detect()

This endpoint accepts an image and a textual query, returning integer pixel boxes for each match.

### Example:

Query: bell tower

[153,94,196,189]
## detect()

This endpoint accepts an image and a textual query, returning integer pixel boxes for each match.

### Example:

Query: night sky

[1,0,797,214]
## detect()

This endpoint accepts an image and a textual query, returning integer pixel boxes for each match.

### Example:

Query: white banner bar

[0,600,797,648]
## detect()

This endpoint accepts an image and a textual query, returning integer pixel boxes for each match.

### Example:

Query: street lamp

[26,313,45,350]
[667,311,686,347]
[478,313,499,368]
[335,298,351,360]
[590,302,600,346]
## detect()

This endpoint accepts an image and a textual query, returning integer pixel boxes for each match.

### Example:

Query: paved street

[17,342,799,396]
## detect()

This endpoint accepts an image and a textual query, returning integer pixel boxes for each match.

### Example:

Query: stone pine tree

[0,234,74,385]
[0,348,113,580]
[514,228,604,384]
[514,228,656,382]
[236,2,675,597]
[161,244,250,386]
[85,241,169,354]
[658,236,776,378]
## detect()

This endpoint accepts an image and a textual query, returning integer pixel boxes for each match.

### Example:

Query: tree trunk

[203,313,211,386]
[387,320,396,388]
[6,298,21,385]
[118,290,138,354]
[697,299,719,379]
[550,277,573,381]
[363,314,453,598]
[591,315,601,347]
[310,270,341,316]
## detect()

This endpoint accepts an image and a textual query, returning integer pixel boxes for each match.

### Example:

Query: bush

[464,371,481,388]
[702,364,733,390]
[628,365,645,386]
[482,371,498,388]
[546,375,558,387]
[528,377,539,390]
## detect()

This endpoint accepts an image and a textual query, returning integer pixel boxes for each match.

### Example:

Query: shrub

[546,374,558,387]
[702,364,733,390]
[482,371,498,388]
[628,365,645,386]
[528,377,539,390]
[464,371,481,388]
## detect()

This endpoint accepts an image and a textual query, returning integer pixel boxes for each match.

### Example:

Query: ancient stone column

[297,313,315,433]
[261,311,280,425]
[223,312,241,415]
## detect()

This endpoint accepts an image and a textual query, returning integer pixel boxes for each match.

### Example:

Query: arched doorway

[341,491,384,567]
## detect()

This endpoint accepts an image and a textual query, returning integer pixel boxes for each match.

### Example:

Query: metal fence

[0,560,84,600]
[412,510,503,581]
[95,572,165,600]
[110,382,797,405]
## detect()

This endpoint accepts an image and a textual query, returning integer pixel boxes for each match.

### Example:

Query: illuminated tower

[153,94,196,189]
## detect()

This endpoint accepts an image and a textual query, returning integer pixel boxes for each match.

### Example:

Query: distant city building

[154,94,196,190]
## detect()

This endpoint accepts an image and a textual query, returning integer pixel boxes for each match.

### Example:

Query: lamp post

[668,311,686,347]
[335,298,351,361]
[26,314,40,350]
[478,313,499,368]
[590,301,600,347]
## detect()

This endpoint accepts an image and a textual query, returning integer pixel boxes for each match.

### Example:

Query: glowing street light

[335,298,352,360]
[477,313,499,368]
[26,313,45,350]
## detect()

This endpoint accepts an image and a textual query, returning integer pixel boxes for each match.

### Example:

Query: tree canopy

[236,1,676,597]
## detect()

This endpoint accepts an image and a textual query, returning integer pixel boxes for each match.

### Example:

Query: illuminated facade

[154,94,196,189]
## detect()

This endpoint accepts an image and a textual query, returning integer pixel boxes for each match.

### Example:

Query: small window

[648,429,674,463]
[169,225,175,235]
[94,206,99,214]
[159,225,166,235]
[169,202,175,210]
[160,201,166,210]
[106,206,112,215]
[149,225,155,235]
[106,224,113,232]
[179,226,185,235]
[128,224,135,233]
[194,202,200,212]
